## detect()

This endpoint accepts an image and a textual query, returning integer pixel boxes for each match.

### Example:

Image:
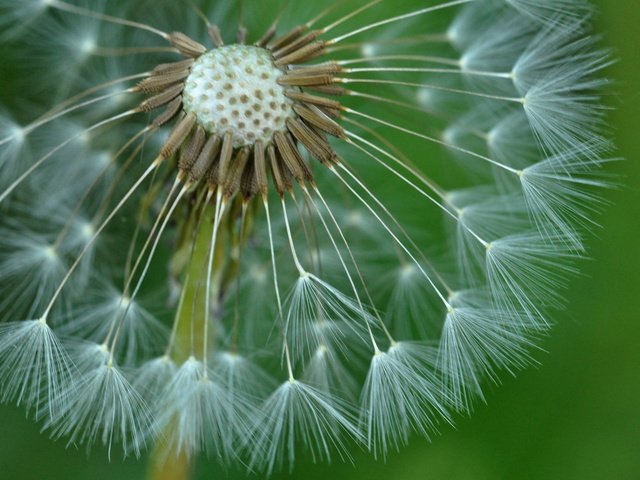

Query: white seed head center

[183,45,296,148]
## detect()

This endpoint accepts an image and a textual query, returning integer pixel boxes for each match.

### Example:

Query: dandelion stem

[149,196,226,480]
[202,193,225,368]
[167,197,215,362]
[230,204,249,353]
[164,192,209,358]
[148,446,192,480]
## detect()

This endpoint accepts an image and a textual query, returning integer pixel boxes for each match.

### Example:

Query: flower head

[0,0,613,472]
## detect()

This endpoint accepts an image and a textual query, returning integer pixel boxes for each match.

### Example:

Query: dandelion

[0,0,613,475]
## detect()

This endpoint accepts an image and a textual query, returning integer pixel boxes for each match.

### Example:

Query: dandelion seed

[438,305,533,410]
[48,347,154,458]
[0,224,68,319]
[133,355,177,404]
[153,357,249,461]
[504,0,592,24]
[0,0,51,40]
[58,284,169,365]
[249,379,362,474]
[0,319,74,418]
[519,148,612,249]
[213,352,276,403]
[485,233,580,325]
[284,272,370,361]
[361,348,449,458]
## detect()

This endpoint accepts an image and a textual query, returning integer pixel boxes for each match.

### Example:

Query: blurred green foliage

[0,1,638,479]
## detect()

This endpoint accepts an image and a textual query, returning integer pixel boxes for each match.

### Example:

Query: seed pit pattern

[183,45,295,148]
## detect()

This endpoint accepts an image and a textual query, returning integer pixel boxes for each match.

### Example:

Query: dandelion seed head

[0,0,615,472]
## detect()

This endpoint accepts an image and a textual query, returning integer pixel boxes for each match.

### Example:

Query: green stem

[148,204,217,480]
[148,449,192,480]
[147,195,253,480]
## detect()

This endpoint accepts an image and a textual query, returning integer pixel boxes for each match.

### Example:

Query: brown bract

[131,23,349,204]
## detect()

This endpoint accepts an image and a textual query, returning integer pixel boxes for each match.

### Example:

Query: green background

[1,1,638,479]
